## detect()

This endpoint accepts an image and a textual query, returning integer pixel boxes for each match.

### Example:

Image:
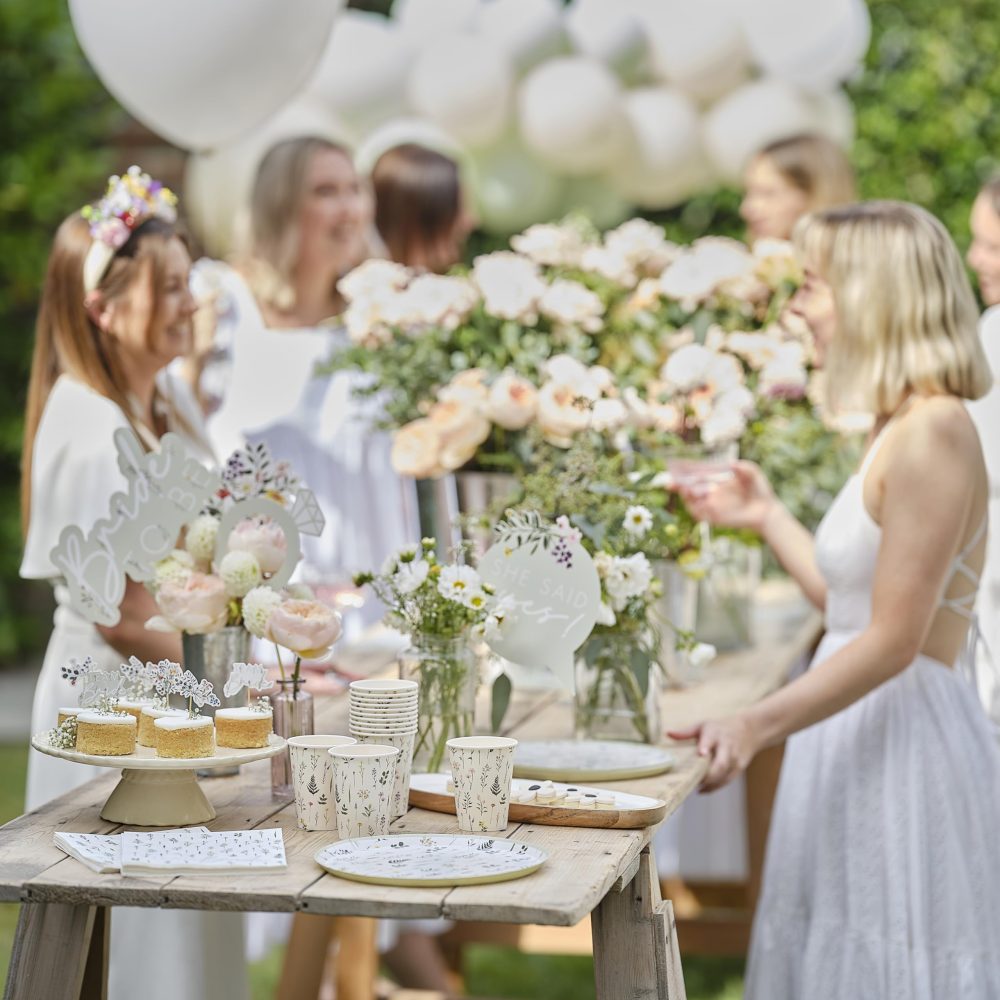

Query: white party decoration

[564,0,648,81]
[407,32,514,149]
[478,512,601,690]
[640,0,751,104]
[807,89,856,148]
[475,0,568,73]
[185,98,351,257]
[609,86,710,209]
[354,117,464,176]
[68,0,344,151]
[392,0,481,48]
[518,56,629,175]
[558,175,631,230]
[702,78,821,183]
[469,140,563,234]
[742,0,871,93]
[306,10,414,132]
[50,430,220,626]
[223,663,273,700]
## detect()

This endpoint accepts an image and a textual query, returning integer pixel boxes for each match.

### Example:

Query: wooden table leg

[80,906,109,1000]
[592,847,687,1000]
[330,917,377,1000]
[3,902,100,1000]
[278,912,337,1000]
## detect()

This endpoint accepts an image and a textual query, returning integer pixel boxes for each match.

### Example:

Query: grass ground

[0,746,744,998]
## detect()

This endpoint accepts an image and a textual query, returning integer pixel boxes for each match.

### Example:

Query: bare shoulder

[894,395,981,463]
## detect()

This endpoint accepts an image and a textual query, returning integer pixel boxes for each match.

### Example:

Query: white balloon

[392,0,481,47]
[408,33,514,148]
[565,0,648,81]
[609,87,711,209]
[69,0,344,151]
[640,0,751,104]
[475,0,568,72]
[807,89,856,148]
[354,117,465,176]
[742,0,871,93]
[518,57,629,175]
[702,78,821,183]
[306,11,414,132]
[184,99,353,257]
[468,139,563,234]
[560,175,632,230]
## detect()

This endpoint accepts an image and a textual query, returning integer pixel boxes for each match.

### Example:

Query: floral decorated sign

[478,512,601,690]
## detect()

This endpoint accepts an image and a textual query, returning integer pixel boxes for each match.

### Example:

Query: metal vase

[181,626,251,777]
[429,471,520,557]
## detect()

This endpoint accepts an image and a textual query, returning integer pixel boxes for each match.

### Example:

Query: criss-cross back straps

[940,516,988,622]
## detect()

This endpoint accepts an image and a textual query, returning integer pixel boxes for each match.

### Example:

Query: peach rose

[227,516,288,576]
[391,419,444,478]
[427,400,491,471]
[151,572,229,635]
[486,372,538,430]
[537,381,591,447]
[438,368,490,409]
[269,599,343,659]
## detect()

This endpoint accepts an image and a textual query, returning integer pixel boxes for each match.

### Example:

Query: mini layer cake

[138,707,187,747]
[154,715,215,759]
[76,711,137,756]
[215,707,272,749]
[57,707,80,728]
[116,698,156,725]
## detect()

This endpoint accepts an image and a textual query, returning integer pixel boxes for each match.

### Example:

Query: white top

[140,706,187,721]
[154,715,214,731]
[215,707,273,721]
[78,711,136,726]
[21,372,213,580]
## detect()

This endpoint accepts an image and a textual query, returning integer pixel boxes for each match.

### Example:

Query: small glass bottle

[271,677,314,798]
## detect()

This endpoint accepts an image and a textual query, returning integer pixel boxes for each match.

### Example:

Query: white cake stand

[30,733,286,827]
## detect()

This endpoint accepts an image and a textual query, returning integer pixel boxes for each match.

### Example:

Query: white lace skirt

[746,634,1000,999]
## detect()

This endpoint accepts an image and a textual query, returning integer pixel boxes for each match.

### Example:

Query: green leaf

[490,672,513,734]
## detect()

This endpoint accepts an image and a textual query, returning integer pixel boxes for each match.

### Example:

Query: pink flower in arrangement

[227,516,289,576]
[268,599,343,659]
[150,572,229,635]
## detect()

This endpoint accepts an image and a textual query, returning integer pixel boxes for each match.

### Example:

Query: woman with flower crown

[20,168,247,999]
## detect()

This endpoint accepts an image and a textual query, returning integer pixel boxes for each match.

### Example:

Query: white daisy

[623,505,654,538]
[437,565,483,604]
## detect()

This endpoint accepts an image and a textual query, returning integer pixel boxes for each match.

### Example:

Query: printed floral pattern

[448,744,515,833]
[290,743,341,831]
[331,752,398,839]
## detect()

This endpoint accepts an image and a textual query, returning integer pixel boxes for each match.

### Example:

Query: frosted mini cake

[215,707,273,749]
[154,715,215,759]
[116,697,157,725]
[76,711,137,756]
[57,707,80,728]
[138,706,187,747]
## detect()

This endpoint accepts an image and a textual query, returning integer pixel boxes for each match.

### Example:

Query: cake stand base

[100,768,217,826]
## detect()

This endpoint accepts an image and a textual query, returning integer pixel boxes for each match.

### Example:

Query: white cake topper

[223,662,273,699]
[49,428,220,626]
[79,670,124,711]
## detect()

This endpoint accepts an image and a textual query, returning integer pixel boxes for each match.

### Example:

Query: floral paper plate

[513,740,675,781]
[314,834,547,887]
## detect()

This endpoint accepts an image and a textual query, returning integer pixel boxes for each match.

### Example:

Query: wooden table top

[0,588,820,927]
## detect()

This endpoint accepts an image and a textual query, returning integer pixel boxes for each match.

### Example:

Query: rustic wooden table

[1,594,819,1000]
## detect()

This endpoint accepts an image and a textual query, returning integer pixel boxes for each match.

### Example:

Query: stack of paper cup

[348,679,418,819]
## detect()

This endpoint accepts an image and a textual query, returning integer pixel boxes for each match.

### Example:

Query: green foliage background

[2,0,998,664]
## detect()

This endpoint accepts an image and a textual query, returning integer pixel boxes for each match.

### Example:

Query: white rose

[537,381,592,447]
[438,368,490,410]
[539,279,605,333]
[701,407,747,447]
[486,372,538,430]
[338,259,411,303]
[510,223,588,267]
[391,420,444,478]
[395,559,430,594]
[605,219,678,274]
[579,245,637,288]
[591,397,628,433]
[343,295,391,346]
[715,385,756,417]
[388,274,479,330]
[662,344,714,392]
[471,251,546,322]
[759,358,808,399]
[543,354,592,387]
[688,642,717,669]
[426,400,491,472]
[603,552,654,610]
[659,237,755,306]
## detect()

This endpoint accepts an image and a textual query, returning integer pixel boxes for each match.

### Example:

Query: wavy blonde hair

[794,200,990,415]
[758,134,857,213]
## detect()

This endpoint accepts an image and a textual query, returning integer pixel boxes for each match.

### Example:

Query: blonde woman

[673,202,1000,997]
[740,133,856,243]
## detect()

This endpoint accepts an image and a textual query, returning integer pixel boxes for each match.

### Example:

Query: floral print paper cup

[288,735,356,831]
[328,743,400,840]
[446,736,518,833]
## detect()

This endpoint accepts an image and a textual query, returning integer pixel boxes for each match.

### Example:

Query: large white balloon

[392,0,481,48]
[702,78,822,183]
[469,139,563,234]
[306,11,414,132]
[518,57,629,175]
[408,33,514,149]
[69,0,344,151]
[184,99,352,257]
[565,0,648,82]
[475,0,568,73]
[354,117,465,177]
[609,87,711,209]
[742,0,871,93]
[807,89,856,148]
[640,0,751,104]
[559,175,632,230]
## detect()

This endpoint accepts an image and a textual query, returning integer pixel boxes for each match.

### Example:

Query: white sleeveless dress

[745,434,1000,998]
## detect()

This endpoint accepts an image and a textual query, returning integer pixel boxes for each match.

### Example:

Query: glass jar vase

[574,628,662,744]
[271,677,314,798]
[399,634,479,773]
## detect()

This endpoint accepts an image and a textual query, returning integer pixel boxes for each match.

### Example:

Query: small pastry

[57,707,80,728]
[115,698,156,725]
[215,706,272,749]
[154,715,215,759]
[564,792,582,807]
[138,706,187,747]
[76,711,137,756]
[536,780,557,804]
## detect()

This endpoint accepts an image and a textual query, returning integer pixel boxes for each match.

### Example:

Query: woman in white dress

[21,173,246,1000]
[673,201,1000,997]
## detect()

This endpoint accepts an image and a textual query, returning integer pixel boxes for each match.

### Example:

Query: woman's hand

[676,460,777,534]
[667,713,763,792]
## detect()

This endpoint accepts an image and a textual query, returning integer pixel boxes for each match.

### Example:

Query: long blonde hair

[794,200,990,415]
[21,213,190,534]
[758,134,857,213]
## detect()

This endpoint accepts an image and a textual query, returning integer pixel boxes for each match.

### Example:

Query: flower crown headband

[81,165,178,294]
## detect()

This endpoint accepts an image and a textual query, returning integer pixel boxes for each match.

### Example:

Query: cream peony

[391,420,444,479]
[471,251,546,322]
[227,516,288,576]
[338,258,411,303]
[486,372,538,430]
[269,599,343,659]
[219,550,262,598]
[537,381,592,447]
[184,515,219,564]
[438,368,490,409]
[539,279,605,332]
[242,585,283,639]
[152,572,229,635]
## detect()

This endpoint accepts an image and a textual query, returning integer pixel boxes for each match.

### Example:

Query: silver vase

[182,626,251,776]
[430,471,520,557]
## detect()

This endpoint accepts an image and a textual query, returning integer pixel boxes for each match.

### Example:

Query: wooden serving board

[408,773,668,830]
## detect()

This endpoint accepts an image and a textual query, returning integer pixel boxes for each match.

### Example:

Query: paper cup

[287,735,356,831]
[350,679,419,693]
[349,707,418,719]
[447,736,518,833]
[354,732,416,819]
[328,744,400,839]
